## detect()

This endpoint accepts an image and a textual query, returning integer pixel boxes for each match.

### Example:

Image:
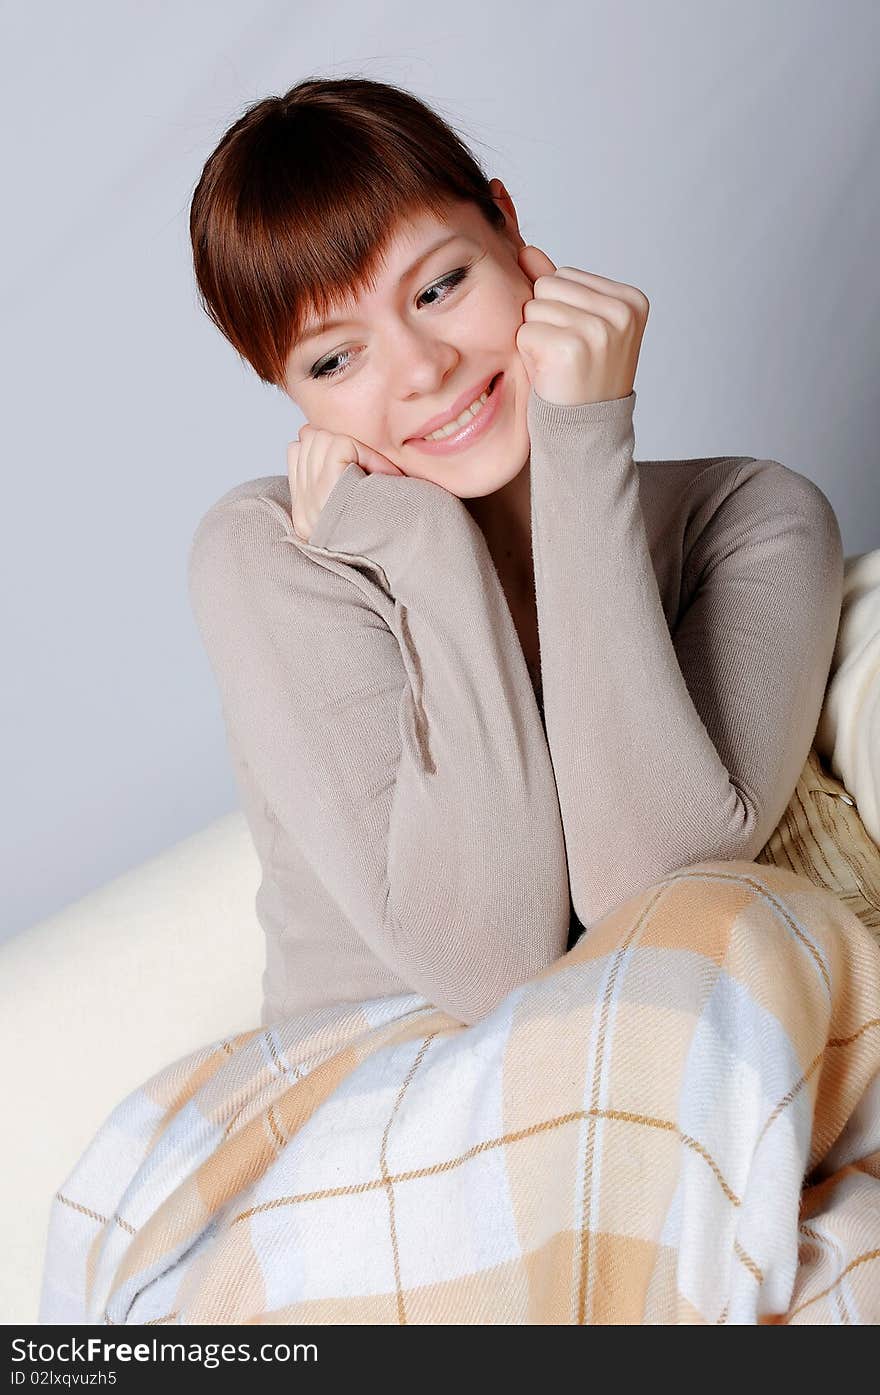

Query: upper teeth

[423,386,491,440]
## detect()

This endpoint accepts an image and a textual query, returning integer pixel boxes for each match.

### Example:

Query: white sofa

[0,812,264,1326]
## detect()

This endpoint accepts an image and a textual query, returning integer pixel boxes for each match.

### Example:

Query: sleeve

[188,464,571,1027]
[525,385,845,930]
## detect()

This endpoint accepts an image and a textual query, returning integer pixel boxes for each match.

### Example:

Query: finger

[515,318,584,373]
[286,438,300,494]
[286,439,308,539]
[552,266,649,314]
[311,432,402,479]
[349,440,405,476]
[517,243,557,285]
[525,277,633,331]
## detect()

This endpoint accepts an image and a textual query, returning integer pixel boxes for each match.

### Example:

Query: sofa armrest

[0,811,264,1325]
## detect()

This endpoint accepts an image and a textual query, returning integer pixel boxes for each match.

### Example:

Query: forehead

[384,199,474,258]
[306,198,482,321]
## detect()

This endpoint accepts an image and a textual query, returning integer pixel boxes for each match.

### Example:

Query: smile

[407,374,504,456]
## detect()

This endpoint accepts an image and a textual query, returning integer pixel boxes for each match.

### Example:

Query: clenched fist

[515,244,649,407]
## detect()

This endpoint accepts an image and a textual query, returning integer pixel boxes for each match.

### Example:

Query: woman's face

[282,183,534,500]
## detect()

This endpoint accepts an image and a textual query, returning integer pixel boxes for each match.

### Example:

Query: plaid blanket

[39,859,880,1325]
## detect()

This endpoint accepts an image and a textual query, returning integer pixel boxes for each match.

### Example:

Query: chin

[403,401,530,498]
[440,455,530,502]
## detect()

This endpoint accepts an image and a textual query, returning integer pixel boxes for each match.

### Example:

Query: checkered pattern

[39,859,880,1325]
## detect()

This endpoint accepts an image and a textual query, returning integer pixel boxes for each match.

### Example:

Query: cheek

[333,385,386,443]
[471,273,523,332]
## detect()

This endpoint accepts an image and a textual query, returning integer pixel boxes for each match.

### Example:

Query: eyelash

[309,266,471,380]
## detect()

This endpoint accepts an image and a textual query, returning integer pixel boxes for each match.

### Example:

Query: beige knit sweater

[188,388,844,1027]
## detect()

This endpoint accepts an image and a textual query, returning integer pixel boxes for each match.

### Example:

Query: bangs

[258,150,463,369]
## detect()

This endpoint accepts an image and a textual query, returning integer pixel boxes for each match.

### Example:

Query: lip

[405,372,499,442]
[405,373,504,455]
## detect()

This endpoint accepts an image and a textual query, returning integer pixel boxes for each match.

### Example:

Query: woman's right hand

[287,425,405,543]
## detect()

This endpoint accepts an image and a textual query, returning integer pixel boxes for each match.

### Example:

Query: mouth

[406,373,504,453]
[406,373,502,443]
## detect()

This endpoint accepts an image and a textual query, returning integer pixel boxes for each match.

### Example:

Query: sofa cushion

[756,745,880,948]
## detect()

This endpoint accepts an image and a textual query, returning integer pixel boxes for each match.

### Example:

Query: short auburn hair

[189,75,507,391]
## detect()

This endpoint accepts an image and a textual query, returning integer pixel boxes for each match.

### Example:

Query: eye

[309,266,471,380]
[417,265,469,308]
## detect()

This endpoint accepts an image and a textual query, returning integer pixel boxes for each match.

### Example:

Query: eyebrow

[297,233,463,346]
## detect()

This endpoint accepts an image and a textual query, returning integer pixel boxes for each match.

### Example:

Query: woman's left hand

[515,244,649,407]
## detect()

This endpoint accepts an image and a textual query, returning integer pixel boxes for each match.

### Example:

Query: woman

[188,75,843,1027]
[39,76,880,1325]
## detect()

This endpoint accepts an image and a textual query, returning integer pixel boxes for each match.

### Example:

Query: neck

[464,456,534,595]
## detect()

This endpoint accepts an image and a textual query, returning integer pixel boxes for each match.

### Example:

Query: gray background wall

[2,0,878,943]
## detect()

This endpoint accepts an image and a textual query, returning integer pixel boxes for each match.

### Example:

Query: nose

[401,361,462,416]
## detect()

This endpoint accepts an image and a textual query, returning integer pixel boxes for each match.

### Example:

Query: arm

[526,386,845,929]
[188,464,570,1027]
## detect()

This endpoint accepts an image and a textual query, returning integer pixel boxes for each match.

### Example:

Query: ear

[489,177,526,250]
